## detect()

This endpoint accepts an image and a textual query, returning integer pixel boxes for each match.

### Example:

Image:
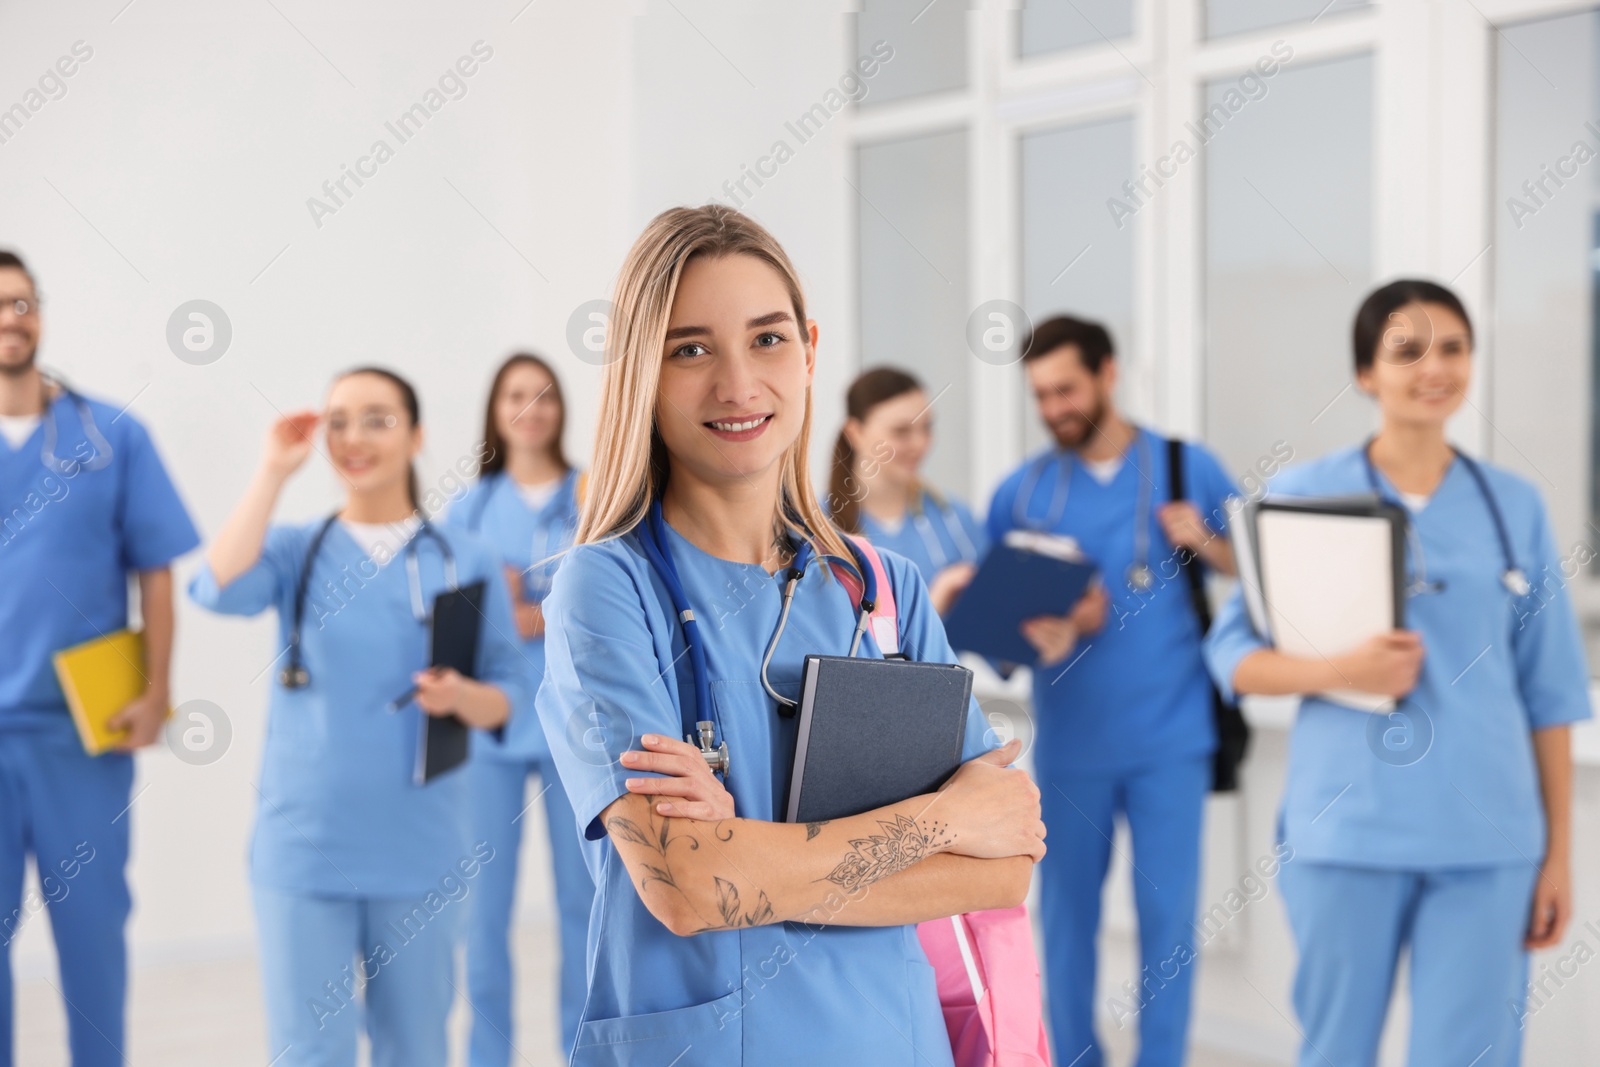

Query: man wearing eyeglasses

[0,249,199,1067]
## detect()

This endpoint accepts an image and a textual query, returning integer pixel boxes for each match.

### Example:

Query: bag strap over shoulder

[1166,437,1214,633]
[830,534,899,656]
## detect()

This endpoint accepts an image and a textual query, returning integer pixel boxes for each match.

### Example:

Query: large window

[847,1,1600,683]
[1204,53,1375,472]
[855,0,969,105]
[1020,116,1137,457]
[1492,7,1600,658]
[1019,0,1135,57]
[856,130,972,494]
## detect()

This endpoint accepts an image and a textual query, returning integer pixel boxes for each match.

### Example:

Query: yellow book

[52,629,165,756]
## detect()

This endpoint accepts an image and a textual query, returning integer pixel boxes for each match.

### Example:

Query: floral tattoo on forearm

[605,808,951,932]
[821,814,952,894]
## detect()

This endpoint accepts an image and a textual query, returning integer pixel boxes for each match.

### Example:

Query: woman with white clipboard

[1203,280,1589,1067]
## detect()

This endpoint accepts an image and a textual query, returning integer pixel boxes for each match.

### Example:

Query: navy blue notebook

[942,541,1098,666]
[784,655,972,824]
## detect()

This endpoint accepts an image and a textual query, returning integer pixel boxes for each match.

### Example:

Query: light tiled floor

[18,923,1277,1066]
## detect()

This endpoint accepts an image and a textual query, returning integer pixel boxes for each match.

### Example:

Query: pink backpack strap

[828,534,899,656]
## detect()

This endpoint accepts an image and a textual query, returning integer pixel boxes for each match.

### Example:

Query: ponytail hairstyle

[336,366,422,512]
[476,351,570,479]
[574,204,854,567]
[829,367,923,533]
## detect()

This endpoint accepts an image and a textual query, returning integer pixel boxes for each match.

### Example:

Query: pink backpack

[834,535,1054,1067]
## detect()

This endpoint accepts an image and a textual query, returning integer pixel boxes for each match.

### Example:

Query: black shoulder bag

[1167,437,1251,793]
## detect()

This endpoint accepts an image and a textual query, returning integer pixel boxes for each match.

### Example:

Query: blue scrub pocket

[571,987,744,1066]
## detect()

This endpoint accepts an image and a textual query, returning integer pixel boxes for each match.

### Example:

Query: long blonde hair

[575,204,853,568]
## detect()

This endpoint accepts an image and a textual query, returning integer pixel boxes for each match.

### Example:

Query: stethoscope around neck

[278,513,459,689]
[466,468,576,598]
[1012,430,1158,592]
[907,486,980,571]
[1359,436,1530,598]
[36,374,114,474]
[636,498,881,779]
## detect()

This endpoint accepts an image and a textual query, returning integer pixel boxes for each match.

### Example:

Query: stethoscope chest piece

[1503,568,1531,598]
[694,719,730,777]
[1126,562,1155,592]
[1361,437,1531,603]
[278,663,311,690]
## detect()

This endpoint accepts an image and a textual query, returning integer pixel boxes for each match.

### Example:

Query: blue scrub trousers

[465,756,592,1064]
[0,726,133,1067]
[1279,860,1537,1067]
[253,885,461,1067]
[1038,754,1210,1067]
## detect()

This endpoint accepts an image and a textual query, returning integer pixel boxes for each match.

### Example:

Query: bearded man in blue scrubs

[0,250,199,1067]
[986,315,1238,1067]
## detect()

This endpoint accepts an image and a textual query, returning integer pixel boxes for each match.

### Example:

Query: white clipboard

[1242,495,1407,713]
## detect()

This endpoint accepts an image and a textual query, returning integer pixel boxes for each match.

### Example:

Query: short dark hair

[0,250,34,288]
[1020,314,1115,373]
[1352,279,1473,372]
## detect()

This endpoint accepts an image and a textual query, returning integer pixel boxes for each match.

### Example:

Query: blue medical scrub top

[537,526,995,1066]
[985,427,1238,772]
[1204,446,1592,869]
[855,487,987,587]
[0,390,199,732]
[189,519,533,896]
[443,469,579,762]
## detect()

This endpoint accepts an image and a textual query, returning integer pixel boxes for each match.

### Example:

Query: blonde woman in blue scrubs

[446,352,592,1063]
[827,366,987,614]
[535,204,1047,1066]
[1204,280,1589,1067]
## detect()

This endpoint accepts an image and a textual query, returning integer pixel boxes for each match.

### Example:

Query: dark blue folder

[943,544,1098,666]
[784,655,972,824]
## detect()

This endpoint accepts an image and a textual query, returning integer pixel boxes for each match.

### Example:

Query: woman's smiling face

[1358,300,1473,427]
[323,372,420,497]
[494,360,560,455]
[654,253,816,489]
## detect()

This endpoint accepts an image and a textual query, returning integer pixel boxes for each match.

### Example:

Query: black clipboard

[414,579,487,785]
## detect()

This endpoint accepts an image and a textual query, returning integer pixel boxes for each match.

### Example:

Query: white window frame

[844,0,1597,510]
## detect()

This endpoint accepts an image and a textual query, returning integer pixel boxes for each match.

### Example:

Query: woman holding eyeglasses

[1203,280,1589,1067]
[189,367,530,1067]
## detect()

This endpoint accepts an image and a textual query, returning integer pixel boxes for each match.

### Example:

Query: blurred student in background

[189,368,529,1067]
[446,353,592,1063]
[0,249,199,1067]
[1204,280,1588,1067]
[986,315,1238,1067]
[828,367,986,615]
